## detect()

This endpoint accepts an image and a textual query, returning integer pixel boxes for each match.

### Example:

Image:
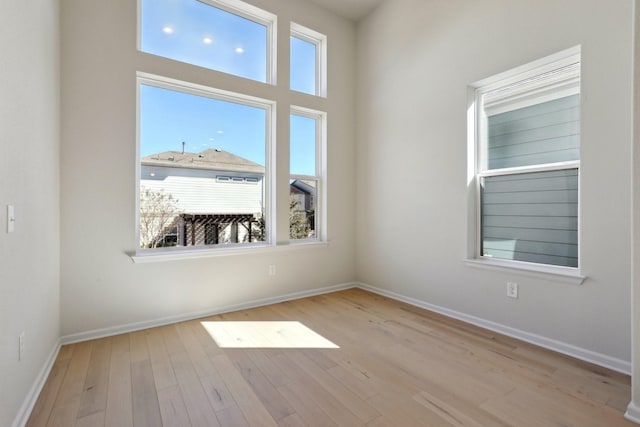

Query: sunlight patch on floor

[200,321,340,348]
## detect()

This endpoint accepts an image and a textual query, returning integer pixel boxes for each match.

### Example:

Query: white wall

[0,1,61,426]
[60,0,356,336]
[356,0,634,364]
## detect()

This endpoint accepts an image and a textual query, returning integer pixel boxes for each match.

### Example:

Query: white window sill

[131,240,329,264]
[463,258,586,285]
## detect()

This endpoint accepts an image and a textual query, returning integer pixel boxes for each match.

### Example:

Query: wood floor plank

[189,319,226,358]
[413,390,509,427]
[481,386,637,427]
[26,357,70,427]
[230,348,295,421]
[272,352,366,427]
[365,415,401,427]
[146,326,178,391]
[162,324,187,355]
[286,350,379,423]
[104,334,132,427]
[129,330,150,364]
[276,382,338,427]
[245,348,291,388]
[75,410,105,427]
[170,351,221,427]
[56,344,74,362]
[51,341,93,408]
[77,337,112,419]
[200,372,237,412]
[45,404,80,427]
[28,289,634,427]
[212,353,279,427]
[366,392,452,427]
[131,359,162,426]
[157,384,192,427]
[326,364,377,400]
[277,413,306,427]
[176,320,218,378]
[215,404,251,427]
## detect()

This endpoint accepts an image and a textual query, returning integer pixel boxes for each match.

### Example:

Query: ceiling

[307,0,384,21]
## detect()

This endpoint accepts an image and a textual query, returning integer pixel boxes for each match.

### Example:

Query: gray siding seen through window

[481,168,578,267]
[487,94,580,170]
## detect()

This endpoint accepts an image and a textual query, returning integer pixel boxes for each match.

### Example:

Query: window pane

[290,114,316,176]
[486,94,580,170]
[290,36,316,95]
[290,179,316,239]
[481,169,578,267]
[140,0,268,82]
[139,84,267,248]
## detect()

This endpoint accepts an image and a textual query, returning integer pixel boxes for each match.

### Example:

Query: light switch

[7,205,15,233]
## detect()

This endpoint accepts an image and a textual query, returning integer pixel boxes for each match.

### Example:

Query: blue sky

[140,0,318,176]
[140,84,267,164]
[290,36,316,95]
[140,85,316,175]
[290,114,316,176]
[141,0,267,82]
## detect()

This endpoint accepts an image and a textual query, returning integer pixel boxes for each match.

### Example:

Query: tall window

[138,76,272,249]
[290,23,327,97]
[290,109,325,240]
[136,0,328,255]
[140,0,276,83]
[473,48,581,268]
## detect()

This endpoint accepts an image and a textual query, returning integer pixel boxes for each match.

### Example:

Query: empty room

[3,0,640,426]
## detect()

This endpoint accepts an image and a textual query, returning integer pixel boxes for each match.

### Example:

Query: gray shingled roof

[141,149,265,174]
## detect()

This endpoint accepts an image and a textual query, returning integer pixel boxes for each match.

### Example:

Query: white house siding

[141,165,264,215]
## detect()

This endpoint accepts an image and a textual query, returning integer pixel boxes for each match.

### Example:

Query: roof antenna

[181,141,185,154]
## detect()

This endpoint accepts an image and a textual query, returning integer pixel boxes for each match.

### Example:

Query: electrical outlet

[507,282,518,299]
[18,332,24,361]
[268,264,276,276]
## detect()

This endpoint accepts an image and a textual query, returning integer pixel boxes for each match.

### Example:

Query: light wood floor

[27,288,634,426]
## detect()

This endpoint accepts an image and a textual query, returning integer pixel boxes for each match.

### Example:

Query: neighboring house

[140,148,265,247]
[290,179,316,235]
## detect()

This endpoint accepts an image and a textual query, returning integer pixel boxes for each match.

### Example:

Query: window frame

[290,22,327,97]
[137,0,278,84]
[466,46,586,283]
[135,72,276,254]
[132,1,330,262]
[289,106,327,242]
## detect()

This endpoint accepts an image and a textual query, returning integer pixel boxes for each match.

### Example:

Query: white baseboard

[60,282,357,345]
[626,401,640,424]
[60,280,632,374]
[11,340,61,427]
[356,282,632,375]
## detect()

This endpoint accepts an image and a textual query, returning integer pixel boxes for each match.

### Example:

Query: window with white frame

[472,48,581,269]
[138,76,272,249]
[140,0,276,83]
[290,23,327,97]
[290,109,325,240]
[136,0,328,255]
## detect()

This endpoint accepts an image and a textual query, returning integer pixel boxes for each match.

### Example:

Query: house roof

[141,149,265,174]
[291,179,316,194]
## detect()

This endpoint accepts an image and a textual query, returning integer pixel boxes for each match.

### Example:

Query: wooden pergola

[179,213,258,246]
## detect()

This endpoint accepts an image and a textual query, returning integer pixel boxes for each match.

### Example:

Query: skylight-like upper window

[140,0,275,83]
